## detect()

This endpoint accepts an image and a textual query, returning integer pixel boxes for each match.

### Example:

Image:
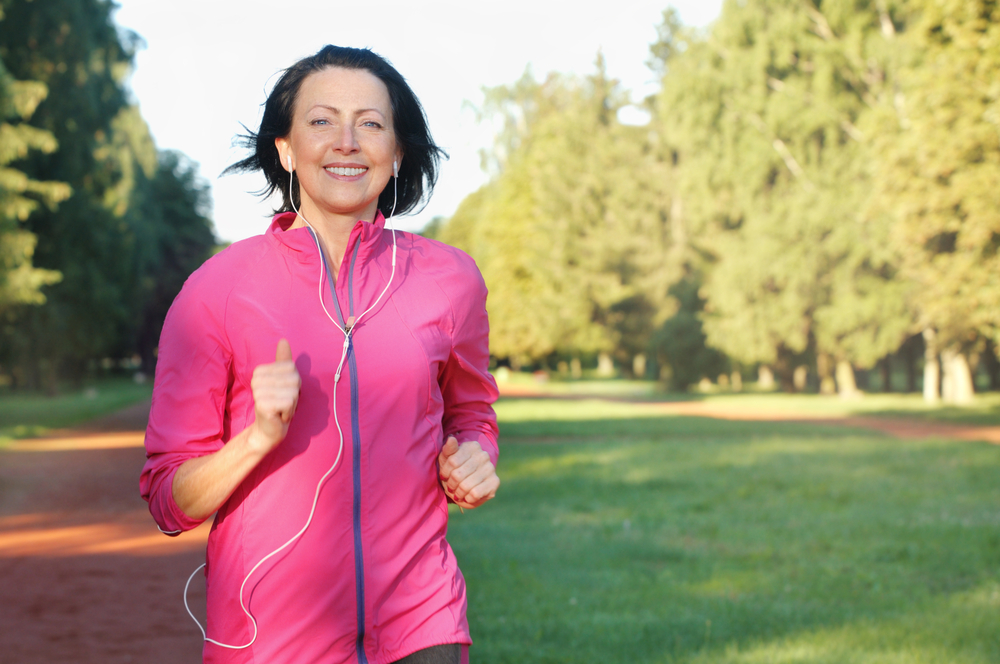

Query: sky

[113,1,722,243]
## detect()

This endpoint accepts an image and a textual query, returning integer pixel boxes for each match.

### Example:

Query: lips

[325,166,368,176]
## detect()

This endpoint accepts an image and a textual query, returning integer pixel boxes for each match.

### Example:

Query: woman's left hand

[438,437,499,509]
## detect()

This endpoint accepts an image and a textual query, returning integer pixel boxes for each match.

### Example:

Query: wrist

[243,420,277,459]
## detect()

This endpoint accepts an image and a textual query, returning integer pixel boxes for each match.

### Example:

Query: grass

[0,376,153,444]
[449,396,1000,663]
[493,372,1000,427]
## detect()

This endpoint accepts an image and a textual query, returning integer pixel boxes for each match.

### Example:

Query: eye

[310,118,329,126]
[362,120,383,129]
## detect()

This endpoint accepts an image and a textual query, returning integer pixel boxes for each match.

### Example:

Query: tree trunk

[793,365,808,392]
[758,365,775,390]
[904,341,917,393]
[835,360,860,399]
[817,353,836,395]
[982,342,1000,391]
[880,357,892,392]
[922,329,940,403]
[730,371,743,392]
[941,347,974,405]
[596,352,614,377]
[632,354,647,379]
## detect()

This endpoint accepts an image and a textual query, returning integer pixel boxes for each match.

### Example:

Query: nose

[334,123,360,153]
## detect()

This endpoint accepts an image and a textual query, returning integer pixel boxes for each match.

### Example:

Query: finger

[455,472,500,508]
[438,436,462,474]
[443,447,490,492]
[452,458,495,501]
[439,449,473,483]
[440,436,459,459]
[275,338,293,363]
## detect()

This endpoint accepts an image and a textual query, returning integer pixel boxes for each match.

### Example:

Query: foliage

[869,0,1000,354]
[650,275,729,390]
[442,59,679,367]
[653,0,914,388]
[0,0,215,388]
[127,149,215,371]
[0,52,68,312]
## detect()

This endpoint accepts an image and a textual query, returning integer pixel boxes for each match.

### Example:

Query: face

[275,67,401,224]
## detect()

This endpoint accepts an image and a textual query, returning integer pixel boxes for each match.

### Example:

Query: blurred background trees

[0,0,995,403]
[0,0,215,392]
[439,0,999,403]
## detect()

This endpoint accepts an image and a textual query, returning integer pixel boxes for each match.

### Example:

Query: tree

[442,59,679,368]
[0,0,216,389]
[128,149,215,373]
[0,0,141,387]
[869,0,1000,403]
[0,51,68,314]
[652,0,913,393]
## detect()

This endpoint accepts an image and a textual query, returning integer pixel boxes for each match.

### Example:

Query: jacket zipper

[346,242,368,664]
[320,234,368,664]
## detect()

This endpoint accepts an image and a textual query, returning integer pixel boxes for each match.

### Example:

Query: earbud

[287,155,293,171]
[393,160,398,178]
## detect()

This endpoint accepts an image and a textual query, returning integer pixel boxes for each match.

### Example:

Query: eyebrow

[308,104,387,117]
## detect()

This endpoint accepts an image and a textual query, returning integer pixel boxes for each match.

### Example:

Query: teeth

[326,166,367,176]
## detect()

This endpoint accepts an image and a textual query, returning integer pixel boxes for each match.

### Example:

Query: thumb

[275,338,292,363]
[441,435,459,458]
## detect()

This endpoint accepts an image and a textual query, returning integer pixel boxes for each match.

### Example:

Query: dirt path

[2,394,996,664]
[0,401,210,664]
[497,384,1000,444]
[646,400,1000,444]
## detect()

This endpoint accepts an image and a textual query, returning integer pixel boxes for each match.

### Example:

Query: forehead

[295,67,392,118]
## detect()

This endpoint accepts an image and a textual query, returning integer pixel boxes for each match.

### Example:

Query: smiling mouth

[325,166,368,176]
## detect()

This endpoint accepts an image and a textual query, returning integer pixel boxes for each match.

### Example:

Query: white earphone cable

[182,158,399,650]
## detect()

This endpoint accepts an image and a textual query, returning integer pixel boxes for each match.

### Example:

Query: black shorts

[392,644,461,664]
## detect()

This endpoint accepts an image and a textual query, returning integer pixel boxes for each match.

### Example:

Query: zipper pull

[335,337,350,383]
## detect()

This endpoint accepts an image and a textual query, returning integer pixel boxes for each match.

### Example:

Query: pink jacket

[140,212,499,664]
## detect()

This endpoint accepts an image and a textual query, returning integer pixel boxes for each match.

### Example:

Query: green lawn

[0,377,153,443]
[494,373,1000,427]
[450,396,1000,663]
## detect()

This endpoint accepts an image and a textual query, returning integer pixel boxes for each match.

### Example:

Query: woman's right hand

[172,338,301,520]
[248,338,301,454]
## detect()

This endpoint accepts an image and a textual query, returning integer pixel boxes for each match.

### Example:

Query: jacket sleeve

[438,257,499,467]
[139,273,233,535]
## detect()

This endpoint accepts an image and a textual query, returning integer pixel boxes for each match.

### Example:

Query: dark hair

[224,45,447,217]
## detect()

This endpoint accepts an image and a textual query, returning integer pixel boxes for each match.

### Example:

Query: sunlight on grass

[496,375,1000,426]
[692,581,1000,664]
[0,378,152,445]
[495,398,665,422]
[450,395,1000,663]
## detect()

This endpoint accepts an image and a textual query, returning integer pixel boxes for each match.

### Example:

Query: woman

[140,45,499,664]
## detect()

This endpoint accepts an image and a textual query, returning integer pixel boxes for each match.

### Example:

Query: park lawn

[0,377,153,444]
[689,391,1000,427]
[449,397,1000,663]
[494,373,1000,427]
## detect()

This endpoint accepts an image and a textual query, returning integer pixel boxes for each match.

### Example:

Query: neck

[289,202,379,279]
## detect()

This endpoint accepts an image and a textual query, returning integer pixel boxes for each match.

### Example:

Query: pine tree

[0,0,216,388]
[653,0,912,392]
[869,0,1000,403]
[442,59,678,368]
[0,51,68,313]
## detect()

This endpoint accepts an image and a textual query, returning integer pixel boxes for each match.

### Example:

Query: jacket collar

[266,210,388,263]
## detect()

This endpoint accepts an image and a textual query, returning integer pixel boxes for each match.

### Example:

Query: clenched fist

[248,338,301,454]
[438,436,499,509]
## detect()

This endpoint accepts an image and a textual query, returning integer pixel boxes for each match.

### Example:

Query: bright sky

[113,1,721,243]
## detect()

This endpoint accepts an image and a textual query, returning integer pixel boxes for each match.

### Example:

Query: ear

[275,137,292,172]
